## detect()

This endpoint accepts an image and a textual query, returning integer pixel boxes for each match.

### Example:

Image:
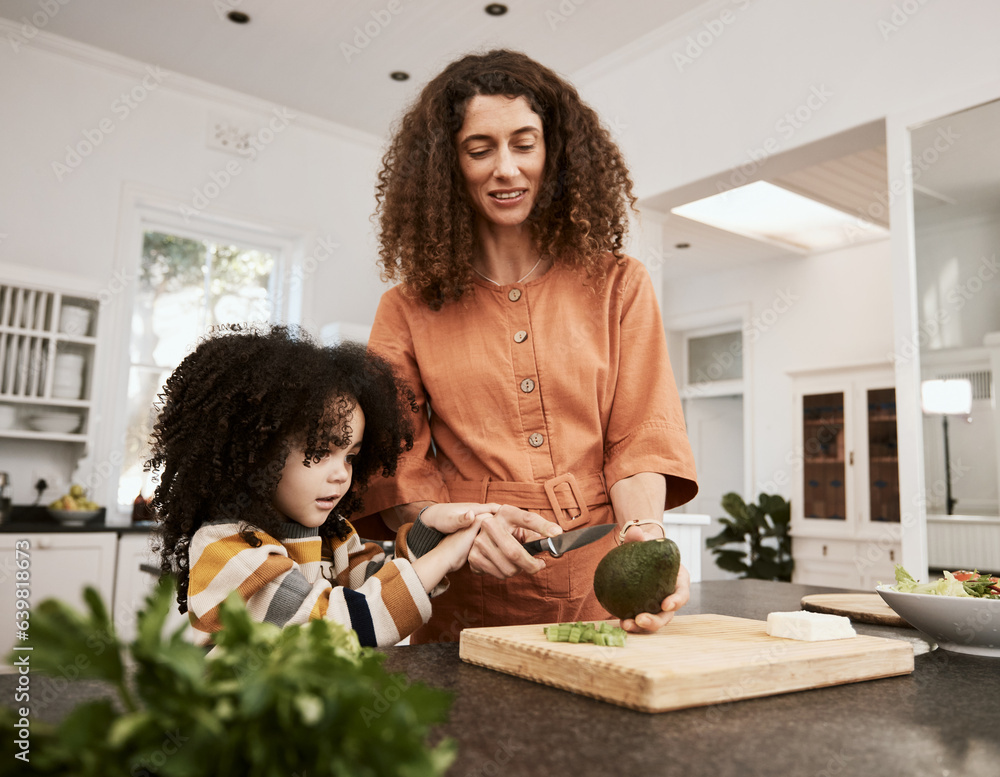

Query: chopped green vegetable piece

[541,621,627,647]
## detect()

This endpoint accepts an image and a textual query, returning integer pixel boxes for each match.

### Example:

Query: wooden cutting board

[800,593,911,627]
[459,614,913,713]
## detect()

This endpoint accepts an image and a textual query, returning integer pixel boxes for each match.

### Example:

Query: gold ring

[616,519,667,545]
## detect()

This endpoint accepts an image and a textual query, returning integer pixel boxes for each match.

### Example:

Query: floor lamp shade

[921,379,973,416]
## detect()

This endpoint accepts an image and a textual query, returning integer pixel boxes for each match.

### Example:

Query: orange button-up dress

[359,255,697,643]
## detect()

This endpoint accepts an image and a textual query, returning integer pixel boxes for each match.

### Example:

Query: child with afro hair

[148,324,488,647]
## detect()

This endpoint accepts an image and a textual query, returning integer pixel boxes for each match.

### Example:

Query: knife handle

[522,537,558,557]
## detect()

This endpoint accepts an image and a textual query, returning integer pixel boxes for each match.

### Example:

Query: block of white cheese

[766,610,856,641]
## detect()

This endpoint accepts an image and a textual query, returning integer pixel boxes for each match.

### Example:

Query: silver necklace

[470,256,543,286]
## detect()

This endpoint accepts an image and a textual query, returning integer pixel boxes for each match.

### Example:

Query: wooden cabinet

[790,365,902,589]
[0,532,117,660]
[0,277,100,445]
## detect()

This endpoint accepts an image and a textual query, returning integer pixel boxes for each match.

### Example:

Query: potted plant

[706,492,793,581]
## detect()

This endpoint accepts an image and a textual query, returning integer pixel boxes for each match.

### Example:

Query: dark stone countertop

[379,580,999,777]
[4,580,998,776]
[0,504,154,533]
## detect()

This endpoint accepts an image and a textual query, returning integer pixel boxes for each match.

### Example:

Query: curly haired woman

[148,324,486,647]
[358,49,699,643]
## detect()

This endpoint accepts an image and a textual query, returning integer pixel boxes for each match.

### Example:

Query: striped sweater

[186,519,431,647]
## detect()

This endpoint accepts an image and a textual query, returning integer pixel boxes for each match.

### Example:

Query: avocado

[593,538,681,620]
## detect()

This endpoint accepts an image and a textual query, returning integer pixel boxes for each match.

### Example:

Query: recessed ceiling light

[671,181,889,254]
[485,4,508,16]
[390,71,410,82]
[227,11,250,24]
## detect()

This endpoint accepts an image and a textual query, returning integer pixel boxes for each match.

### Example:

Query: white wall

[4,3,1000,515]
[578,0,1000,202]
[661,238,895,504]
[0,35,386,504]
[574,1,1000,543]
[915,216,1000,351]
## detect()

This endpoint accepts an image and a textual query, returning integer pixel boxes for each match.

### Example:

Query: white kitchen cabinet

[789,364,902,589]
[114,533,189,642]
[0,532,117,664]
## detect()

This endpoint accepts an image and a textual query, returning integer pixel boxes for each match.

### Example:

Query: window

[101,188,309,519]
[117,230,284,509]
[686,329,743,386]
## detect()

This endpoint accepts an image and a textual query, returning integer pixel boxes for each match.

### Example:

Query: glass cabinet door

[867,387,900,523]
[802,392,846,521]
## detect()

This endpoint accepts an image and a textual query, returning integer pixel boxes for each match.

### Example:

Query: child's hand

[410,511,485,591]
[434,510,485,573]
[419,502,500,534]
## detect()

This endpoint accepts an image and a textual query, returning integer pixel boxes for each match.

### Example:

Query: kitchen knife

[521,523,615,558]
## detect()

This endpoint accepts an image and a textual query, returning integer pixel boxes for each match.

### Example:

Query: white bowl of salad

[876,566,1000,657]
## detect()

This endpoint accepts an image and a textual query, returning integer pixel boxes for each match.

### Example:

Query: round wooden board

[800,593,912,628]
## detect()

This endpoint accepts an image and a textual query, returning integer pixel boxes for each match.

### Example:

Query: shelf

[804,458,845,464]
[0,394,89,408]
[0,282,99,449]
[0,429,87,443]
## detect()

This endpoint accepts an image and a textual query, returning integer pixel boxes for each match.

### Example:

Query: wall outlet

[32,470,65,501]
[206,114,253,156]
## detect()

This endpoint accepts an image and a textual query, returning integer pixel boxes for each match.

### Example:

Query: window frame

[95,187,307,520]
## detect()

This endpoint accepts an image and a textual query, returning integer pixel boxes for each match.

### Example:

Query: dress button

[528,433,544,448]
[520,378,535,393]
[508,288,522,302]
[514,330,528,343]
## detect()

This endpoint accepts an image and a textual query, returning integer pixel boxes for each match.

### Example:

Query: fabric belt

[448,472,610,531]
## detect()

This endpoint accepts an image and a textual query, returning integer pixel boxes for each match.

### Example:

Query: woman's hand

[411,511,486,591]
[616,520,691,632]
[467,505,562,578]
[419,502,501,533]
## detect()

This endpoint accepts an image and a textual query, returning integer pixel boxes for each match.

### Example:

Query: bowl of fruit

[47,485,102,525]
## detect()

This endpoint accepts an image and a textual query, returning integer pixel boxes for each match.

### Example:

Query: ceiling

[5,1,996,280]
[0,0,706,139]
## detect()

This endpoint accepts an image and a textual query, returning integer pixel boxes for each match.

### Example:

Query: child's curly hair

[146,323,415,613]
[375,48,638,310]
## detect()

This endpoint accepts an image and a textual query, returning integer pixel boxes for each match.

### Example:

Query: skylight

[671,181,889,254]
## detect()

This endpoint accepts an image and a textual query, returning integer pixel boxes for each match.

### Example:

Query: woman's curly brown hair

[146,323,415,613]
[375,48,638,309]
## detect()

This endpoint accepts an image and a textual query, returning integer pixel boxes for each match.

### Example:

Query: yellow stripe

[284,536,321,566]
[188,532,282,597]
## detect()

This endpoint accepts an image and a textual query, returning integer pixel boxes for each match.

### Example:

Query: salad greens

[891,564,1000,599]
[2,577,455,777]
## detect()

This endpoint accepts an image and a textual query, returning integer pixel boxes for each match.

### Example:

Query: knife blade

[521,523,616,558]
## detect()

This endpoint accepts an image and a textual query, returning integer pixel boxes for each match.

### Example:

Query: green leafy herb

[2,577,455,776]
[891,564,1000,599]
